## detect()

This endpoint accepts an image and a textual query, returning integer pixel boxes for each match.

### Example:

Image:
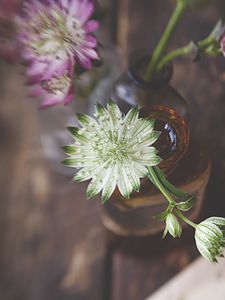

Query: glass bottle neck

[127,55,173,90]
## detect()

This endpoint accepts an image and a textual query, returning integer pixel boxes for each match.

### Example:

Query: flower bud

[195,217,225,262]
[163,213,182,238]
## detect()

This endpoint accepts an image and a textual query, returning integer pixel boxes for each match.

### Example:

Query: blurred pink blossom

[18,0,99,107]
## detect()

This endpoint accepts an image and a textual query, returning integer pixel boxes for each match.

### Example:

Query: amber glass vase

[101,54,211,237]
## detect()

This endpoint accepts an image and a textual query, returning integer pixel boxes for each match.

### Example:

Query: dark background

[1,0,225,299]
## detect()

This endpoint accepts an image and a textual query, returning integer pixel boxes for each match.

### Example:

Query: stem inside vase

[144,1,187,81]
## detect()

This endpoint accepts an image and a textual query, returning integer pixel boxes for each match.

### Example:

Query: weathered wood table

[1,1,225,299]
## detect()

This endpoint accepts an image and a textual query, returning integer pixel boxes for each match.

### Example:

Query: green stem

[198,38,212,48]
[154,166,191,199]
[157,43,194,71]
[157,36,214,72]
[144,1,187,81]
[148,167,175,204]
[175,209,197,229]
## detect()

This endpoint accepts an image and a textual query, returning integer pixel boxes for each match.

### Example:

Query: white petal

[205,217,225,227]
[107,100,122,126]
[122,106,139,135]
[132,155,162,167]
[130,119,155,140]
[132,162,149,177]
[101,165,118,202]
[130,131,161,148]
[74,165,100,182]
[94,103,110,127]
[117,166,133,198]
[195,238,214,262]
[76,113,99,129]
[86,168,111,199]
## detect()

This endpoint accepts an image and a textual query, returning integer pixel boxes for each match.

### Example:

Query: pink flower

[29,62,74,108]
[18,0,99,107]
[220,33,225,57]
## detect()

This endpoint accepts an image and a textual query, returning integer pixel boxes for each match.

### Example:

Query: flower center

[93,131,129,164]
[30,7,84,57]
[41,73,70,95]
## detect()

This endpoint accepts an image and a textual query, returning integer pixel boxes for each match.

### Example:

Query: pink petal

[76,53,92,69]
[42,57,68,80]
[69,0,81,15]
[84,20,99,33]
[82,35,97,48]
[77,0,94,24]
[26,60,48,77]
[64,85,74,105]
[79,48,99,60]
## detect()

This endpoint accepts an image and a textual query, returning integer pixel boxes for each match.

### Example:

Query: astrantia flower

[195,217,225,262]
[62,100,162,202]
[30,69,74,107]
[18,0,99,106]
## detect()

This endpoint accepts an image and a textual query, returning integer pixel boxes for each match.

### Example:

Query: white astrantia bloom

[63,100,162,202]
[195,217,225,262]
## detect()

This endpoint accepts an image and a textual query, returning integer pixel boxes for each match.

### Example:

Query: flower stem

[157,36,214,72]
[144,1,187,81]
[157,42,194,71]
[147,167,175,204]
[175,209,197,229]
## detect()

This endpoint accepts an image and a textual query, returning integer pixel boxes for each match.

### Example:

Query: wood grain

[0,63,107,300]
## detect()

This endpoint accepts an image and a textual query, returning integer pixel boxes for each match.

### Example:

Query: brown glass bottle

[101,55,211,237]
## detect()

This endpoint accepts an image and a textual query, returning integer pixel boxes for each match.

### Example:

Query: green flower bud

[195,217,225,262]
[163,213,182,238]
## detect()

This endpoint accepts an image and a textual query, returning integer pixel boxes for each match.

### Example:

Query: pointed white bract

[163,213,182,238]
[63,101,162,202]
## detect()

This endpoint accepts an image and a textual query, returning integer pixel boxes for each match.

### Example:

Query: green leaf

[154,167,192,200]
[176,196,196,211]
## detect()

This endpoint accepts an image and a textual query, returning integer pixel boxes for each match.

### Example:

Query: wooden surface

[1,1,225,300]
[148,257,225,300]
